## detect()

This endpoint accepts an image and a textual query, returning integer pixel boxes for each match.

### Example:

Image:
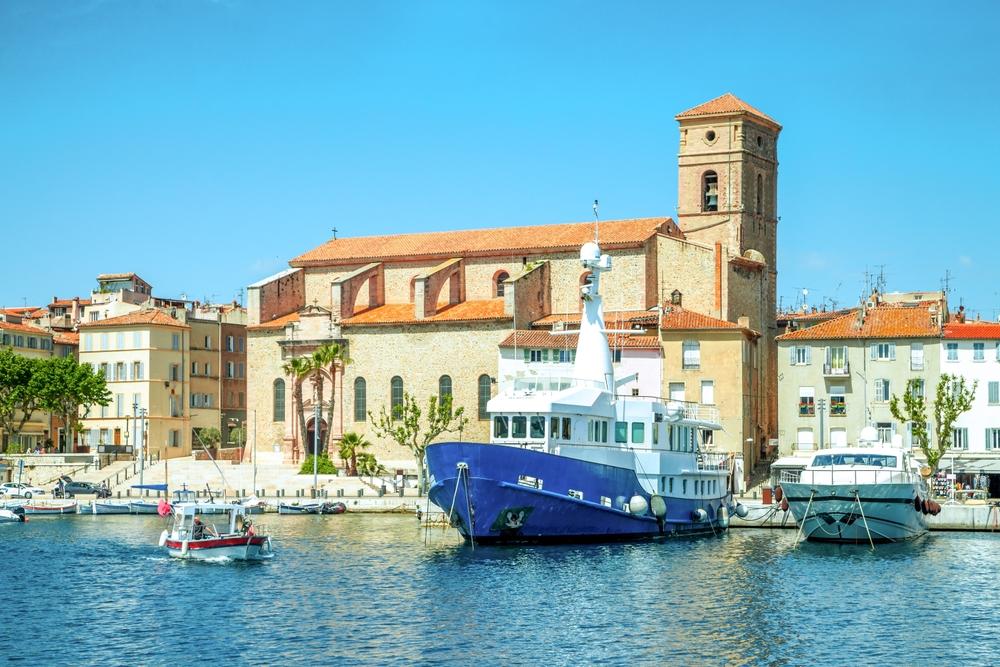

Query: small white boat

[158,502,273,561]
[21,501,78,516]
[278,502,320,515]
[0,507,26,522]
[129,501,162,514]
[91,500,132,515]
[779,431,933,544]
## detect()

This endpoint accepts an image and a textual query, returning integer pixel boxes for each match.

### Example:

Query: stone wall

[249,269,304,326]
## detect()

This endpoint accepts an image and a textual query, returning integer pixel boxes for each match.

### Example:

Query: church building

[245,93,781,475]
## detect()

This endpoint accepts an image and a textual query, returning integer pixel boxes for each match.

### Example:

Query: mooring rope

[854,491,876,551]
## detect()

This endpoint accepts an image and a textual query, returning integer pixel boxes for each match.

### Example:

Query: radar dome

[859,426,878,443]
[580,241,600,262]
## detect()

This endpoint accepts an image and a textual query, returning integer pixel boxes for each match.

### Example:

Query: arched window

[703,171,718,212]
[390,376,404,419]
[353,377,367,422]
[439,375,452,401]
[478,374,491,420]
[494,271,510,298]
[273,379,285,422]
[756,173,763,215]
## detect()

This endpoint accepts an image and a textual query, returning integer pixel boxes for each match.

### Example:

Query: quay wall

[730,500,1000,532]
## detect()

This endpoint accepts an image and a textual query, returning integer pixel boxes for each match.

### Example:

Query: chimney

[670,289,682,307]
[737,315,750,329]
[71,297,80,323]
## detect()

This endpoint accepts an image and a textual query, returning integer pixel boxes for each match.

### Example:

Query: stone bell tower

[675,92,782,446]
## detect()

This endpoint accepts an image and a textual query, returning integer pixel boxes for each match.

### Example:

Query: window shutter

[889,343,896,360]
[805,347,811,365]
[825,347,831,365]
[523,348,530,362]
[789,347,796,364]
[542,349,549,362]
[870,344,877,360]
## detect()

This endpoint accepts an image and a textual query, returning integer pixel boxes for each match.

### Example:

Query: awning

[940,458,1000,474]
[131,483,168,491]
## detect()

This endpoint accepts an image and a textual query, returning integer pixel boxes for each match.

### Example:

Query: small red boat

[158,502,273,561]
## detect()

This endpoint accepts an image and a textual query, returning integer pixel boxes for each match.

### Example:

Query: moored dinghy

[90,500,132,514]
[21,501,78,515]
[0,507,26,522]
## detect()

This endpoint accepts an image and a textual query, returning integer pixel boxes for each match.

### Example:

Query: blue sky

[2,1,999,317]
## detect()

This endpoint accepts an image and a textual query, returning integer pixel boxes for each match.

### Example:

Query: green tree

[890,373,976,473]
[338,430,372,476]
[299,453,336,475]
[369,392,468,494]
[34,356,111,453]
[356,451,386,478]
[282,356,313,460]
[0,350,43,453]
[194,427,222,448]
[312,343,349,454]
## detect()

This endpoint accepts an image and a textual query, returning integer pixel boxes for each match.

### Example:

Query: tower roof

[675,93,781,131]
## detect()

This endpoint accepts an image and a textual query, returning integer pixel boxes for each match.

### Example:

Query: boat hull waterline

[427,442,732,544]
[782,482,928,543]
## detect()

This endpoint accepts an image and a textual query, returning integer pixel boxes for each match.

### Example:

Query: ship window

[588,420,594,441]
[494,416,509,439]
[652,424,659,445]
[631,422,645,444]
[568,489,583,500]
[615,422,628,443]
[512,416,527,438]
[530,416,545,439]
[601,421,608,443]
[561,417,571,440]
[682,479,688,495]
[669,478,674,493]
[550,417,560,440]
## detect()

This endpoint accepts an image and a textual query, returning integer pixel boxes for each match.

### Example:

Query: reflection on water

[0,515,996,665]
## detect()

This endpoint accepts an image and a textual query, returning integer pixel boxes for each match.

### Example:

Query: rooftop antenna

[592,199,600,243]
[941,269,953,299]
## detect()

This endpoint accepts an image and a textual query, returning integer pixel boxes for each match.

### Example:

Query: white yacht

[779,430,934,543]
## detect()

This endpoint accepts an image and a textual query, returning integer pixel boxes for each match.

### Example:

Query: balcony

[823,362,850,377]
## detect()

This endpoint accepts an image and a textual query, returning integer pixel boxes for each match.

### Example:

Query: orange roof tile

[0,307,40,316]
[78,309,188,329]
[248,311,301,331]
[291,217,676,267]
[0,320,51,336]
[54,332,79,345]
[25,309,49,319]
[49,298,92,307]
[780,308,857,322]
[531,310,655,327]
[659,307,745,332]
[343,299,508,326]
[944,322,1000,339]
[777,305,941,341]
[675,93,781,130]
[499,330,660,350]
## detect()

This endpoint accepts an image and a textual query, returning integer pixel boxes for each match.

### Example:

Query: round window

[705,130,716,142]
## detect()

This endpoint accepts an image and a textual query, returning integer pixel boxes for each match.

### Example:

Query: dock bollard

[398,488,404,498]
[126,489,131,498]
[358,488,364,497]
[336,489,344,498]
[241,489,245,497]
[379,485,386,497]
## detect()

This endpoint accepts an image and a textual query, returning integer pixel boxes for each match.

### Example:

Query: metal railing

[780,469,916,486]
[696,452,732,471]
[822,362,850,376]
[96,451,162,491]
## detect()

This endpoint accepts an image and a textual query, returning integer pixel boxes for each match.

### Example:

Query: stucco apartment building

[776,300,944,455]
[245,93,782,468]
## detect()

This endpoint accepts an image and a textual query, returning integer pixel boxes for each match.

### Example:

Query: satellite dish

[859,426,878,443]
[802,288,809,298]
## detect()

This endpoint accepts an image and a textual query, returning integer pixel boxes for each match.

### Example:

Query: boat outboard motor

[12,507,25,522]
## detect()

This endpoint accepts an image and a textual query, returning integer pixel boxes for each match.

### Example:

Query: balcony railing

[822,362,850,377]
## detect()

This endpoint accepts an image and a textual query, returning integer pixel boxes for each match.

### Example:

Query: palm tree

[312,342,348,454]
[282,356,312,460]
[338,430,371,476]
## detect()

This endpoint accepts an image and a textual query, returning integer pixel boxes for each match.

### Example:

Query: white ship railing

[616,395,721,424]
[697,452,731,471]
[510,375,604,393]
[780,469,917,486]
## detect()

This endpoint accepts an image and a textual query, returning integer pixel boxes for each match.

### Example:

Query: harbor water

[1,514,997,665]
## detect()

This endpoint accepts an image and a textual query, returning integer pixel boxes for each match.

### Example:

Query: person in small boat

[192,515,216,540]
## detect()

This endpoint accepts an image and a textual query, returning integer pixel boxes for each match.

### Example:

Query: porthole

[705,130,716,142]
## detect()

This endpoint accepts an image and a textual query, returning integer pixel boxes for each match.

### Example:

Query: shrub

[299,454,337,475]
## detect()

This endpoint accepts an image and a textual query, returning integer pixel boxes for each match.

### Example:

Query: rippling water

[0,514,995,666]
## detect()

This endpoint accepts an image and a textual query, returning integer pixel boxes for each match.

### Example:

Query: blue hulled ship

[427,238,744,544]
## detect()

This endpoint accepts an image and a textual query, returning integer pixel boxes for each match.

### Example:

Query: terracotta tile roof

[291,217,676,266]
[54,332,79,345]
[25,309,49,319]
[49,298,92,307]
[0,307,39,316]
[944,322,1000,339]
[247,311,301,331]
[0,320,51,336]
[675,93,781,131]
[659,306,744,331]
[531,310,655,327]
[499,330,660,350]
[78,308,188,329]
[780,308,857,322]
[777,305,941,341]
[343,299,508,326]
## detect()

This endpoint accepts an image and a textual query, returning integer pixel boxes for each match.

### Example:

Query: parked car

[53,478,109,498]
[0,482,45,499]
